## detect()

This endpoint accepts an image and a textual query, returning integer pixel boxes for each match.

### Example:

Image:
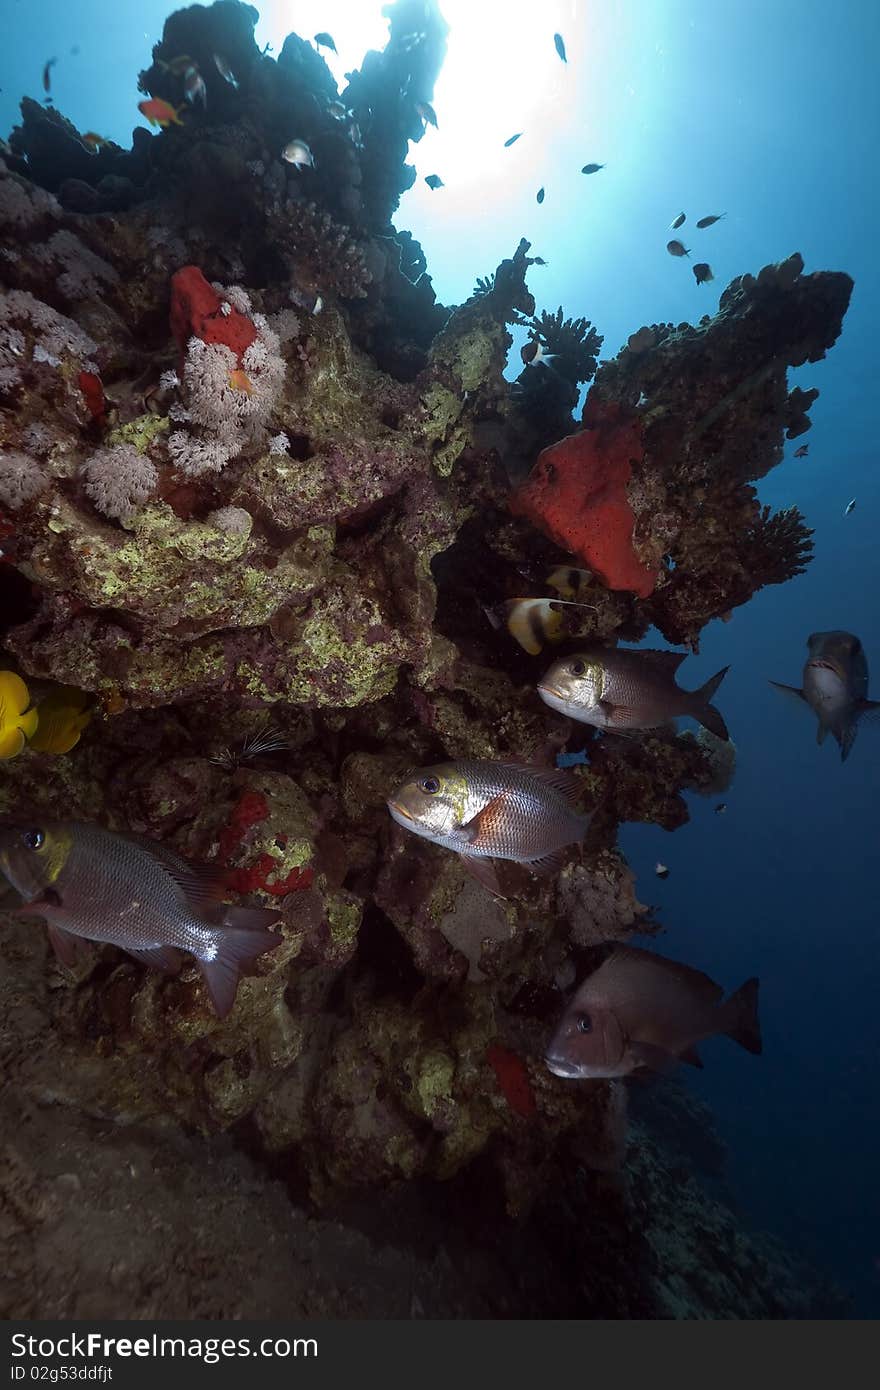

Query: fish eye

[419,776,441,795]
[576,1012,592,1034]
[21,829,44,851]
[570,660,586,677]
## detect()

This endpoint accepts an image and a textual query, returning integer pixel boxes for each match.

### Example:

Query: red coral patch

[218,789,270,863]
[486,1042,536,1119]
[227,857,314,896]
[169,265,257,364]
[509,412,657,598]
[78,370,106,424]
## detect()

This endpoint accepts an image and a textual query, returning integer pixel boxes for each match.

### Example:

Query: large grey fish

[0,820,281,1017]
[538,647,730,739]
[387,759,589,896]
[770,629,880,761]
[545,944,761,1079]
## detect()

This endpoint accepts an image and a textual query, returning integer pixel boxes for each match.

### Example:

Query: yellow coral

[0,671,38,759]
[28,685,92,754]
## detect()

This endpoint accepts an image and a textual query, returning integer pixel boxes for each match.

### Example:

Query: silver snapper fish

[387,759,589,896]
[770,629,880,761]
[545,945,761,1079]
[0,821,281,1018]
[538,647,730,739]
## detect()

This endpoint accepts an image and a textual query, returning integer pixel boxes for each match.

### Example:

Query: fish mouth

[387,800,414,823]
[544,1052,584,1079]
[538,682,566,701]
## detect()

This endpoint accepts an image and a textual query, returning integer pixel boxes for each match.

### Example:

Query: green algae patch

[106,414,169,454]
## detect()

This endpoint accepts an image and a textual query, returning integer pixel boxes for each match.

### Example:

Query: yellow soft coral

[0,671,38,759]
[28,685,92,754]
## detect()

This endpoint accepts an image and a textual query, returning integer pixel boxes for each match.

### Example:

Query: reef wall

[0,0,852,1312]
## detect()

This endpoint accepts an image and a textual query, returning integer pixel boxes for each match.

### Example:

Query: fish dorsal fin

[638,650,687,673]
[495,761,585,809]
[122,834,229,912]
[608,945,725,1006]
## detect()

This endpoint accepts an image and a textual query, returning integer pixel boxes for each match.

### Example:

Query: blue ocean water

[2,0,878,1313]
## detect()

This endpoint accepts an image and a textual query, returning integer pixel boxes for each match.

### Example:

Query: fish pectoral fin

[816,722,828,746]
[456,790,517,850]
[126,945,183,974]
[46,923,81,969]
[602,702,641,726]
[459,854,506,898]
[528,847,570,877]
[768,680,806,704]
[628,1041,679,1074]
[680,1044,704,1069]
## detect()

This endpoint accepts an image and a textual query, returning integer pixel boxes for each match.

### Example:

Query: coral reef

[0,0,854,1318]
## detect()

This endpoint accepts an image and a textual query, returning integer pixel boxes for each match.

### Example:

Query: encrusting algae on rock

[0,0,855,1318]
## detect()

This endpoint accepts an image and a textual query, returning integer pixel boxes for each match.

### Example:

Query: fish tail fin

[692,665,730,740]
[723,976,762,1055]
[197,918,282,1019]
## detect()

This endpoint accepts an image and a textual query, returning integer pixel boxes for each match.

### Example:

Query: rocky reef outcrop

[0,0,853,1315]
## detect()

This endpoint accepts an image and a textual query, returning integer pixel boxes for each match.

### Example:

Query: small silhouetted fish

[81,131,110,152]
[794,444,809,457]
[581,162,604,174]
[213,53,239,87]
[0,822,281,1018]
[693,261,714,284]
[536,186,545,203]
[504,133,523,147]
[539,647,730,739]
[770,629,880,761]
[42,57,57,96]
[654,862,669,879]
[183,64,207,108]
[531,256,548,265]
[671,212,686,229]
[424,173,444,189]
[545,945,761,1079]
[715,802,727,814]
[667,239,689,257]
[281,138,315,169]
[696,214,725,228]
[415,101,437,127]
[387,760,590,896]
[554,33,567,62]
[314,32,337,54]
[844,497,856,515]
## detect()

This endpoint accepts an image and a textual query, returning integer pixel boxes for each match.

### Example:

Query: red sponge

[509,412,657,598]
[169,265,257,363]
